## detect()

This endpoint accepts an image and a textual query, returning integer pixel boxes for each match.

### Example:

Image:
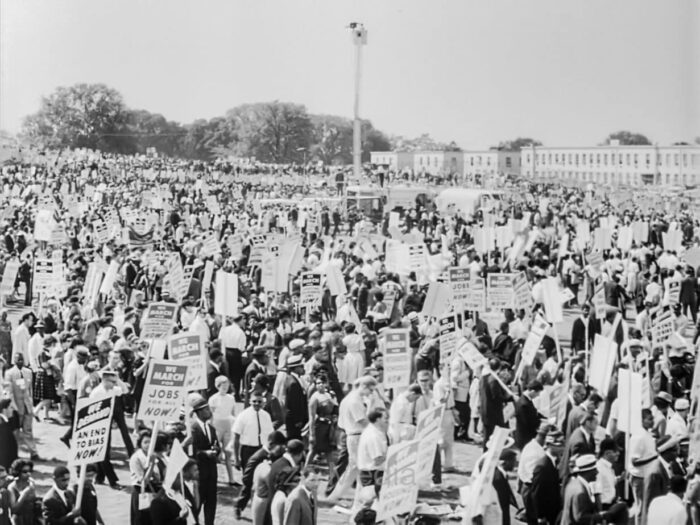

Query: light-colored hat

[572,454,598,474]
[289,339,305,351]
[674,398,690,411]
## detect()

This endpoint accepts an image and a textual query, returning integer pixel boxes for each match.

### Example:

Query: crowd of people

[0,149,699,525]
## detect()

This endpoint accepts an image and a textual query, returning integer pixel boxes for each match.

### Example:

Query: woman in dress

[208,375,237,485]
[304,375,338,482]
[129,431,170,525]
[32,351,58,421]
[7,459,36,525]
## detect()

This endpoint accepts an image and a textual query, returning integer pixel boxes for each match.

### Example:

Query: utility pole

[349,22,367,184]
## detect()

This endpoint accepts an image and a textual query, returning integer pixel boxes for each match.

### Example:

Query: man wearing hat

[27,318,45,371]
[642,434,679,524]
[652,391,673,438]
[561,454,627,525]
[189,394,220,525]
[667,397,690,440]
[528,428,564,525]
[244,346,269,406]
[89,369,122,488]
[283,354,308,441]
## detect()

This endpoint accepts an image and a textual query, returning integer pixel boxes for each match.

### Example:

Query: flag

[127,226,154,249]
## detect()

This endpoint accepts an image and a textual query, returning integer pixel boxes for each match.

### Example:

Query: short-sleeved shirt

[232,407,274,447]
[357,424,388,471]
[338,390,367,435]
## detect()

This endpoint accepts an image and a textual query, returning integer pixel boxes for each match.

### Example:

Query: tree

[497,137,542,150]
[603,131,651,146]
[21,83,129,151]
[361,120,391,161]
[125,110,187,157]
[310,114,353,164]
[390,133,461,152]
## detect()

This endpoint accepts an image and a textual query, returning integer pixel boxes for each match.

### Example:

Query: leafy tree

[22,83,129,151]
[125,110,187,157]
[310,114,353,164]
[497,137,542,150]
[390,133,461,152]
[603,131,652,146]
[361,120,391,160]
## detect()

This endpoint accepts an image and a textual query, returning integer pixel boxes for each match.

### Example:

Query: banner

[137,360,188,423]
[376,440,420,522]
[383,329,411,389]
[513,272,534,311]
[169,333,207,391]
[69,395,115,466]
[140,302,178,340]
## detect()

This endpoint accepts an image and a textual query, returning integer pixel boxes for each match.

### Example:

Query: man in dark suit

[528,429,564,525]
[0,399,18,470]
[206,349,225,398]
[570,304,599,353]
[234,431,286,519]
[284,355,308,441]
[513,380,544,450]
[264,439,306,522]
[150,487,189,525]
[180,459,201,525]
[42,465,86,525]
[283,467,322,525]
[479,358,514,448]
[560,413,598,482]
[561,455,627,525]
[642,435,677,525]
[188,395,220,525]
[493,449,519,525]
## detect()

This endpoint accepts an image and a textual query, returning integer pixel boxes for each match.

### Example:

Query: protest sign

[214,271,238,318]
[487,273,516,310]
[456,339,488,370]
[408,243,426,271]
[421,281,451,318]
[383,329,411,389]
[33,258,55,293]
[82,263,104,309]
[439,312,458,363]
[667,280,680,305]
[0,259,19,296]
[589,334,617,396]
[513,272,534,311]
[325,264,347,296]
[140,302,178,340]
[463,426,510,520]
[34,209,56,241]
[541,277,564,323]
[617,369,643,434]
[415,404,445,485]
[376,440,420,522]
[464,276,486,312]
[448,266,470,310]
[163,439,190,490]
[169,333,207,391]
[300,272,322,308]
[69,395,115,466]
[520,315,549,367]
[99,260,120,296]
[137,360,188,423]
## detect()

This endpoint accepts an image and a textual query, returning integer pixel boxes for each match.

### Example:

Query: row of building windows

[525,152,698,168]
[525,170,699,185]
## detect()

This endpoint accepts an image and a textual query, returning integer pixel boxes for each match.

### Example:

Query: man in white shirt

[450,349,472,441]
[357,407,389,496]
[218,314,247,401]
[232,391,274,471]
[89,370,122,488]
[326,376,376,501]
[667,398,690,440]
[596,437,620,506]
[647,475,688,525]
[388,384,421,444]
[629,408,658,513]
[27,320,45,371]
[12,313,33,363]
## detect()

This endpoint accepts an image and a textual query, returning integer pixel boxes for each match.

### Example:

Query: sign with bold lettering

[439,312,458,363]
[140,302,178,340]
[376,440,419,522]
[70,395,115,466]
[169,333,207,391]
[137,360,188,423]
[300,272,322,308]
[383,329,411,389]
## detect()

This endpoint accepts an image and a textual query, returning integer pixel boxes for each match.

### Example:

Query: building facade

[370,151,414,171]
[520,144,700,186]
[462,150,521,181]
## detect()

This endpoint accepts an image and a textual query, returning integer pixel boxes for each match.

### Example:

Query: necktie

[310,493,316,517]
[411,401,417,425]
[256,411,262,446]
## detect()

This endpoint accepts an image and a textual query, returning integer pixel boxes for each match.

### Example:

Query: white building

[462,149,521,182]
[520,144,700,186]
[370,151,414,171]
[412,151,464,176]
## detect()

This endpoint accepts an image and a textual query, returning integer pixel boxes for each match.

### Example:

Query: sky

[1,0,698,149]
